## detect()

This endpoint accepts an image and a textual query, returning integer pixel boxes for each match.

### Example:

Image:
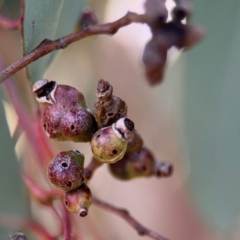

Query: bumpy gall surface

[64,183,92,217]
[109,147,173,180]
[91,126,128,163]
[91,118,136,163]
[93,79,127,129]
[47,150,85,192]
[39,82,97,142]
[127,130,143,153]
[109,147,155,180]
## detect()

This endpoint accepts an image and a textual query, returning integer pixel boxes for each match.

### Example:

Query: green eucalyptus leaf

[0,92,26,238]
[182,0,240,233]
[0,0,20,18]
[22,0,88,82]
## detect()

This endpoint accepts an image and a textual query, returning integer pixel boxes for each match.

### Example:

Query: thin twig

[92,196,169,240]
[0,215,56,240]
[22,172,64,237]
[62,202,72,240]
[1,61,54,169]
[0,12,146,83]
[22,172,62,205]
[84,157,103,183]
[50,205,64,238]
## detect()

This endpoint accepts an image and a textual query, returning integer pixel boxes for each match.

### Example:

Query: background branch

[62,202,72,240]
[93,196,169,240]
[0,12,146,83]
[0,215,56,240]
[0,16,21,30]
[0,63,54,169]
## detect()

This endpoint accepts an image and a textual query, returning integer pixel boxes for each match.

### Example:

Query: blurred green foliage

[0,0,20,18]
[0,2,25,239]
[184,0,240,233]
[23,0,88,82]
[0,88,25,239]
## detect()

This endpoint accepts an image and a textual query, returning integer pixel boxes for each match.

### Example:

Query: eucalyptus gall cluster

[33,78,173,216]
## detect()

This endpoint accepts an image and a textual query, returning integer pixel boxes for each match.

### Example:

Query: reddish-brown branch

[1,69,54,169]
[92,196,169,240]
[22,172,62,205]
[0,215,56,240]
[22,172,64,237]
[0,12,146,83]
[0,15,21,29]
[51,205,64,238]
[84,157,103,182]
[62,202,72,240]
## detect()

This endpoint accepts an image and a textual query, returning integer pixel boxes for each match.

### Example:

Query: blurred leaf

[0,0,20,18]
[182,0,240,233]
[0,90,26,238]
[22,0,88,82]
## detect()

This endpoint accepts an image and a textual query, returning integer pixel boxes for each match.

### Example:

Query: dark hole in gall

[36,81,56,98]
[96,134,100,139]
[156,170,161,177]
[70,125,75,131]
[142,165,147,171]
[157,15,166,22]
[80,209,88,217]
[107,112,114,117]
[67,181,72,187]
[61,162,68,168]
[65,201,69,206]
[124,118,134,131]
[43,123,46,129]
[112,149,118,155]
[173,8,186,21]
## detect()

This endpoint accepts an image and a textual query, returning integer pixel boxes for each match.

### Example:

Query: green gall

[91,118,135,163]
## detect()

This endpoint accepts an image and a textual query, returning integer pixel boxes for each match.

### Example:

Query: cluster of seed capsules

[32,78,173,217]
[142,0,203,85]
